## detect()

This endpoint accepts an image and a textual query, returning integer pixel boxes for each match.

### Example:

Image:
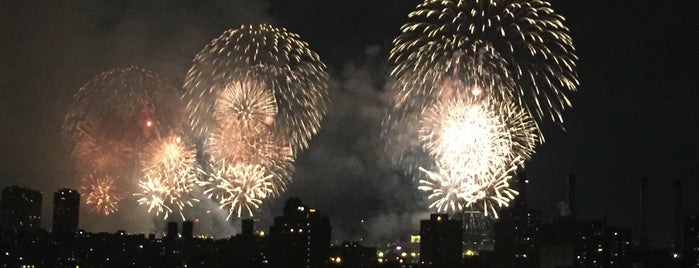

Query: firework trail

[387,0,577,217]
[183,24,330,153]
[184,24,328,217]
[135,134,201,220]
[81,174,122,216]
[63,66,185,214]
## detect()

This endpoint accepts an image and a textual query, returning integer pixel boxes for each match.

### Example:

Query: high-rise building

[574,220,631,267]
[420,213,463,267]
[330,241,377,268]
[1,185,42,233]
[493,172,541,268]
[167,221,178,238]
[269,197,331,268]
[53,188,79,234]
[461,208,493,252]
[234,218,268,267]
[182,221,193,239]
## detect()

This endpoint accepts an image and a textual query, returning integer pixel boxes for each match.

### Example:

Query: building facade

[52,188,79,234]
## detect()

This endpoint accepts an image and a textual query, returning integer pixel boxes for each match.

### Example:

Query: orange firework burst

[81,174,122,215]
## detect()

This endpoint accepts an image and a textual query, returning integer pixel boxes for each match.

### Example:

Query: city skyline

[0,0,697,249]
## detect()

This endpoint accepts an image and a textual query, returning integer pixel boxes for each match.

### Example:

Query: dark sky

[0,0,696,248]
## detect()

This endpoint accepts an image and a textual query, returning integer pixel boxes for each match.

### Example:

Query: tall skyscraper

[167,221,178,238]
[1,185,42,233]
[493,173,541,268]
[269,197,331,268]
[182,220,193,239]
[53,188,80,234]
[420,213,463,267]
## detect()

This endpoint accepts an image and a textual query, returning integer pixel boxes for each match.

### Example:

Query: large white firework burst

[419,98,540,179]
[199,159,274,220]
[390,0,578,123]
[418,159,520,218]
[135,134,201,220]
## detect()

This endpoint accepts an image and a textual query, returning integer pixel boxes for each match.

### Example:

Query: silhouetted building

[242,218,254,236]
[52,188,79,235]
[330,241,377,268]
[167,221,178,238]
[233,218,268,267]
[461,208,493,252]
[493,173,541,268]
[574,220,631,267]
[420,213,463,267]
[269,197,331,268]
[182,221,193,239]
[539,221,576,268]
[494,209,542,268]
[1,185,42,233]
[685,215,699,267]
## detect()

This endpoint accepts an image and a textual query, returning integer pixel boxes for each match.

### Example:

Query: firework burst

[135,134,201,220]
[387,0,576,218]
[390,0,578,122]
[418,161,520,218]
[419,98,540,177]
[184,25,328,218]
[81,174,122,215]
[200,160,273,220]
[63,66,185,215]
[417,166,478,213]
[183,24,330,153]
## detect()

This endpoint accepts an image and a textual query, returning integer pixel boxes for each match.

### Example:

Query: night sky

[0,0,697,248]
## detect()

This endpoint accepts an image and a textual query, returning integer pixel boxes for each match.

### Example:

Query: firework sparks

[387,0,576,218]
[390,0,578,123]
[183,24,330,153]
[200,160,273,220]
[63,67,186,214]
[71,115,134,175]
[419,98,540,178]
[81,174,122,215]
[135,134,201,220]
[418,161,520,218]
[417,166,478,213]
[414,99,537,218]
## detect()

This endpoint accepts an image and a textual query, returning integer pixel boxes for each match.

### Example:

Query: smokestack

[639,177,648,249]
[674,178,683,252]
[568,174,576,218]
